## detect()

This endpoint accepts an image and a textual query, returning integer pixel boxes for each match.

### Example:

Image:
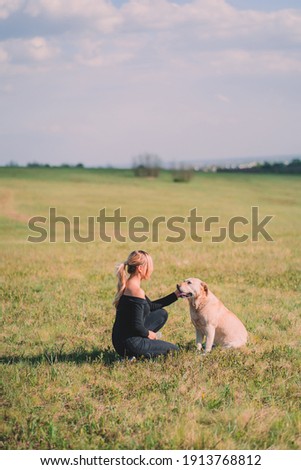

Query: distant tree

[172,163,194,182]
[133,153,161,177]
[6,160,19,167]
[286,158,301,174]
[289,158,301,165]
[76,163,84,168]
[272,162,285,173]
[27,162,50,168]
[262,161,272,171]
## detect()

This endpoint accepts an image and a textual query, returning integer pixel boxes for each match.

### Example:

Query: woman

[112,250,181,359]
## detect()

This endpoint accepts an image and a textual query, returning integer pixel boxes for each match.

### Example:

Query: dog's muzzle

[177,284,193,298]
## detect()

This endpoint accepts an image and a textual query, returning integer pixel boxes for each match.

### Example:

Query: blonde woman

[112,250,181,359]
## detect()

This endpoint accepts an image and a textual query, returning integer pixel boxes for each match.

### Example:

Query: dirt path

[0,188,29,223]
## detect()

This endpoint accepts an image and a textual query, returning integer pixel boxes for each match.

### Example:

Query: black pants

[114,309,179,359]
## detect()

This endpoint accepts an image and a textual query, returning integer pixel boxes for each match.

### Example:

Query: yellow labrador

[177,278,248,353]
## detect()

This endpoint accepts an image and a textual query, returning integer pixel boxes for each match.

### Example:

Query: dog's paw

[203,345,215,354]
[201,349,213,356]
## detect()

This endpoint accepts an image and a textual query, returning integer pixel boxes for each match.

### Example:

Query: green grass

[0,167,300,449]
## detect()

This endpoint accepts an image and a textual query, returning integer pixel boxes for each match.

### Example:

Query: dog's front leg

[205,325,215,353]
[196,329,204,351]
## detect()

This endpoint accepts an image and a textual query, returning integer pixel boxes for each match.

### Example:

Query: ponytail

[113,262,127,307]
[113,250,153,308]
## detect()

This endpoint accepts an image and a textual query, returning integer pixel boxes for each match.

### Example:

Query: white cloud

[0,46,9,63]
[18,0,301,44]
[74,38,105,67]
[1,1,301,166]
[0,0,23,19]
[123,0,231,27]
[0,1,300,77]
[25,0,123,33]
[276,9,301,42]
[121,0,186,29]
[120,0,301,42]
[2,1,300,70]
[25,37,60,61]
[18,37,59,62]
[0,37,61,67]
[74,34,144,67]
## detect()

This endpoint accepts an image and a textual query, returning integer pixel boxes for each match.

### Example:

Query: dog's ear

[201,281,208,296]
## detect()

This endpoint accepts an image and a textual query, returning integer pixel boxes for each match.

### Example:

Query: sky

[0,0,301,168]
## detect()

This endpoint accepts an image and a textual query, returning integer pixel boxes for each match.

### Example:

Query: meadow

[0,167,300,450]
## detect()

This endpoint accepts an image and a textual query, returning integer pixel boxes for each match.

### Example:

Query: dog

[177,278,248,353]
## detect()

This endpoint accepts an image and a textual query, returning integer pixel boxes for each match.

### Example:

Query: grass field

[0,167,300,450]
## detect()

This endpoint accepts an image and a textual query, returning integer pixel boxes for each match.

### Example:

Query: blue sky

[0,0,300,167]
[225,0,301,10]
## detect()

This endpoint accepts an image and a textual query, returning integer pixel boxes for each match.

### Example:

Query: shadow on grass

[1,342,198,367]
[0,347,120,367]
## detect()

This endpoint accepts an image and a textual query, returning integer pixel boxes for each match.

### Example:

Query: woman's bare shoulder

[124,286,146,299]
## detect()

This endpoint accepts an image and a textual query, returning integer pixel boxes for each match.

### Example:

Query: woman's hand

[148,330,157,340]
[175,287,190,298]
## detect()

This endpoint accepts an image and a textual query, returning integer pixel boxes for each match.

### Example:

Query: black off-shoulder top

[112,292,177,342]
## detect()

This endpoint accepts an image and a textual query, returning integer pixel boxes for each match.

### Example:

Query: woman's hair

[113,250,153,307]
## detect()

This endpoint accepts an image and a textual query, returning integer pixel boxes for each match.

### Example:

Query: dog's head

[177,278,208,300]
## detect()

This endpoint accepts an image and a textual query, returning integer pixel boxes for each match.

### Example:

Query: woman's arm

[145,291,179,311]
[127,300,149,337]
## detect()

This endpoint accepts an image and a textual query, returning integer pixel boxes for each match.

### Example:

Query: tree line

[216,159,301,174]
